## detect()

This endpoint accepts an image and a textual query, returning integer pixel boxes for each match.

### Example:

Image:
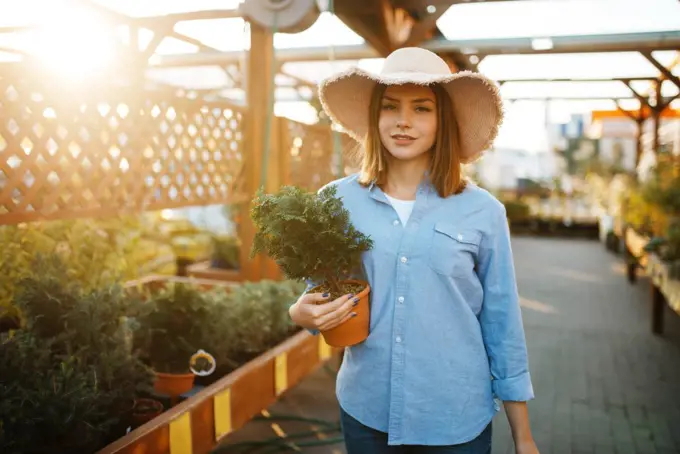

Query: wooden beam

[500,77,657,83]
[505,97,638,101]
[660,93,680,111]
[76,0,222,59]
[641,50,680,91]
[135,9,243,26]
[403,7,448,48]
[615,100,646,165]
[147,32,680,67]
[141,28,169,60]
[168,30,219,52]
[621,80,653,109]
[335,0,392,56]
[381,0,414,50]
[614,101,644,122]
[336,14,391,56]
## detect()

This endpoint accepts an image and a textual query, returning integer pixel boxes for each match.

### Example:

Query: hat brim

[318,67,504,164]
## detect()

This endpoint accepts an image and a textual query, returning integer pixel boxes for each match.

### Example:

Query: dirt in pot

[308,282,366,302]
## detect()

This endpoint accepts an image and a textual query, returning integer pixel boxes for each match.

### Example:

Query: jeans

[340,407,492,454]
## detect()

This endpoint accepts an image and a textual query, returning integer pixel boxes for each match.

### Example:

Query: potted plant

[130,398,164,427]
[132,282,222,402]
[250,185,373,347]
[190,279,306,386]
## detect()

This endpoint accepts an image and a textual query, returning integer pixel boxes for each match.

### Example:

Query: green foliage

[626,160,680,262]
[250,185,373,293]
[133,283,219,374]
[502,200,531,222]
[133,279,306,375]
[0,334,113,454]
[624,182,668,237]
[210,234,240,269]
[0,254,153,454]
[641,162,680,215]
[218,280,305,357]
[0,215,168,330]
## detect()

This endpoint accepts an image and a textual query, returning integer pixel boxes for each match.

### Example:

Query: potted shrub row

[0,255,157,454]
[638,159,680,279]
[131,277,306,396]
[1,251,307,453]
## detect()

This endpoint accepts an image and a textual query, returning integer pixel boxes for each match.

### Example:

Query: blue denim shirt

[303,173,534,446]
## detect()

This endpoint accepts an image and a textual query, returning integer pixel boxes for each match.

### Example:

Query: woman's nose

[396,118,410,129]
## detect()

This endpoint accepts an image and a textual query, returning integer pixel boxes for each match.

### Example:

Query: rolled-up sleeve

[476,205,535,402]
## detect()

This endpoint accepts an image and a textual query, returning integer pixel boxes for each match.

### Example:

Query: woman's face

[378,84,437,163]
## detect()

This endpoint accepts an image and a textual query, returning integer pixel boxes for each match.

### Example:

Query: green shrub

[250,185,372,297]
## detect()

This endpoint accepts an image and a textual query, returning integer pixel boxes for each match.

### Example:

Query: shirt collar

[367,170,435,201]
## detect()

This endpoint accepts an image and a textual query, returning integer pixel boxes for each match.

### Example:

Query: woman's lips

[391,134,416,145]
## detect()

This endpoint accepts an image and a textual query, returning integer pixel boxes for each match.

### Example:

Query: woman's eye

[415,106,432,112]
[381,104,396,110]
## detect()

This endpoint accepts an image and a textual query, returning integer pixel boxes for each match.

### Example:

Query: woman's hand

[289,292,359,332]
[515,440,540,454]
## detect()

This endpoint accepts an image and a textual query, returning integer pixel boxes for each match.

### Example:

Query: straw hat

[318,47,504,164]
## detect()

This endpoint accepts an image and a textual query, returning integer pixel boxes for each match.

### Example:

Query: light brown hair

[356,83,467,197]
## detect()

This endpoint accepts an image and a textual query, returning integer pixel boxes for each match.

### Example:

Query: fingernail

[351,312,357,317]
[322,293,329,297]
[347,293,355,299]
[352,298,360,306]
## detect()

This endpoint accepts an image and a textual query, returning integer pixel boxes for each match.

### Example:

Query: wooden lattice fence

[0,73,365,227]
[0,77,246,225]
[285,120,359,192]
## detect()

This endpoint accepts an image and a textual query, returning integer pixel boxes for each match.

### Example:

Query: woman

[289,47,539,454]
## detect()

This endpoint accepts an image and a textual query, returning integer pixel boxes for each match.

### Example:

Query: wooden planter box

[646,253,680,334]
[98,275,340,454]
[186,261,243,282]
[624,226,651,283]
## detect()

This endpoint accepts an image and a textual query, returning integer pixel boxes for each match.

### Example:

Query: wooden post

[652,80,662,155]
[635,117,643,167]
[239,22,274,282]
[261,117,289,281]
[651,281,665,335]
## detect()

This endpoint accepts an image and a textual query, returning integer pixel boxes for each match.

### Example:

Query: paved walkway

[217,237,680,454]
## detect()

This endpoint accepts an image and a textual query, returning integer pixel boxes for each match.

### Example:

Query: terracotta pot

[153,371,195,399]
[131,398,164,426]
[321,280,371,347]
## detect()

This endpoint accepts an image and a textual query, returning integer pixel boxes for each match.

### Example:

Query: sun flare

[19,2,118,78]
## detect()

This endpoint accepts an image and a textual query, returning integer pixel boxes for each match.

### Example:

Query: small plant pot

[314,279,371,347]
[153,371,195,400]
[210,258,239,270]
[131,398,164,427]
[669,260,680,280]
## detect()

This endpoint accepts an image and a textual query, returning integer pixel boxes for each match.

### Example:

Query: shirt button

[396,336,402,343]
[393,220,399,226]
[457,234,463,241]
[400,256,407,263]
[398,296,404,303]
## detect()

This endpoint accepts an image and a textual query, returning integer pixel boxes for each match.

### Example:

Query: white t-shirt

[385,193,415,226]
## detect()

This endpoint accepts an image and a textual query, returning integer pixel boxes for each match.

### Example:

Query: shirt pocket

[428,222,482,277]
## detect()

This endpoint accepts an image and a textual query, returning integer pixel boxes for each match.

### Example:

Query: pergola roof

[0,0,679,123]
